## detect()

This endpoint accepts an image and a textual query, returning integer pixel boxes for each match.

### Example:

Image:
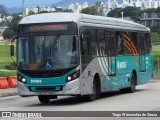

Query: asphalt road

[0,80,160,120]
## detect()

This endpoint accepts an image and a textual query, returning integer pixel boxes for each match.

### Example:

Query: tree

[130,10,141,21]
[152,32,160,44]
[81,6,97,15]
[107,6,141,21]
[2,29,15,39]
[28,10,36,16]
[0,5,7,17]
[55,8,63,12]
[156,7,160,12]
[2,16,22,39]
[64,9,73,12]
[107,8,122,18]
[9,16,22,32]
[143,8,156,13]
[39,11,49,14]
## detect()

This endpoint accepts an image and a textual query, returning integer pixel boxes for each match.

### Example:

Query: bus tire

[86,80,96,101]
[127,73,136,93]
[86,76,100,101]
[38,95,50,103]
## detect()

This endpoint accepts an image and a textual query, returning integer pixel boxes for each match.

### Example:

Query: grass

[0,40,17,77]
[152,45,160,58]
[0,70,17,77]
[0,40,16,69]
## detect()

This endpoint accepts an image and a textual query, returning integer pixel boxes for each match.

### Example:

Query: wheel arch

[94,73,101,93]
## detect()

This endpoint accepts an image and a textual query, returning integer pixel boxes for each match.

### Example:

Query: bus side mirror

[10,45,14,56]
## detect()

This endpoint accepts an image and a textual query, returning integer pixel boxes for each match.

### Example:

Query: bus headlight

[22,78,26,83]
[18,74,26,83]
[66,70,80,82]
[67,76,72,81]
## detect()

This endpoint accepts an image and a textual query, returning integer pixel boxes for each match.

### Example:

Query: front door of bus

[138,34,146,72]
[106,31,116,75]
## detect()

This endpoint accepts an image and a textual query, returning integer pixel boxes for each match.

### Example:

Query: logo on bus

[117,61,127,69]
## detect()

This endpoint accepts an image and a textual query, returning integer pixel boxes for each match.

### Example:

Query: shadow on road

[27,88,148,107]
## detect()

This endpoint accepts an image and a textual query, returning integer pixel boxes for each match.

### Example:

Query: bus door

[138,33,146,72]
[106,30,116,76]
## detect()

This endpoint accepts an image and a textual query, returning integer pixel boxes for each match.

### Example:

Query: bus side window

[81,36,89,55]
[138,33,146,55]
[97,29,105,56]
[90,29,97,56]
[115,31,124,55]
[145,33,151,54]
[80,27,90,55]
[130,32,138,55]
[106,31,115,56]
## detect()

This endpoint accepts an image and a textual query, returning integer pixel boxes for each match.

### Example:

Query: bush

[4,62,16,70]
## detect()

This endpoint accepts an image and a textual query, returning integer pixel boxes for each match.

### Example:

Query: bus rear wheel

[126,73,136,93]
[120,73,136,93]
[38,95,50,103]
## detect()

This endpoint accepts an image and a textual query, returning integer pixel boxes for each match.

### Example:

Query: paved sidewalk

[0,88,18,97]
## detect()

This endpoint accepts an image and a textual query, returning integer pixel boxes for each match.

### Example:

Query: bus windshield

[17,34,79,70]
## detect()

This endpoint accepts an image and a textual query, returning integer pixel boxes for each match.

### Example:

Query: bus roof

[19,13,150,32]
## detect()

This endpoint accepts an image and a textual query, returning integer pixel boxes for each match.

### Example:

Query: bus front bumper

[18,78,81,96]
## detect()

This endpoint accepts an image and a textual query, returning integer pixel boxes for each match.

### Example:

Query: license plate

[40,92,51,95]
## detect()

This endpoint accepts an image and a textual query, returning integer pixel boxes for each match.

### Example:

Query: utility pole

[22,0,24,17]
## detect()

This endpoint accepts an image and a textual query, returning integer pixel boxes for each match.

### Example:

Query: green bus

[11,13,153,103]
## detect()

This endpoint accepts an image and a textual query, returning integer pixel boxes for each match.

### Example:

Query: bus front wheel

[86,77,100,101]
[38,95,50,103]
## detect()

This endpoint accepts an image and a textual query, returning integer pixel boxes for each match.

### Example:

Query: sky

[0,0,62,8]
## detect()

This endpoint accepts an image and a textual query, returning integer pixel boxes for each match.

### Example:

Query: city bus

[11,13,153,103]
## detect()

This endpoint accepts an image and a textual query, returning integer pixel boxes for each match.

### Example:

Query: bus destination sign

[19,23,70,33]
[29,24,67,32]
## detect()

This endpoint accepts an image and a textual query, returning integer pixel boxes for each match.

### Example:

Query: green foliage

[4,62,16,70]
[156,7,160,12]
[0,42,16,69]
[81,6,97,15]
[0,71,17,77]
[151,32,160,45]
[55,8,63,12]
[39,11,49,14]
[0,21,10,27]
[2,28,15,39]
[64,9,73,12]
[2,16,22,39]
[107,8,123,18]
[142,8,156,13]
[108,6,141,21]
[9,16,21,32]
[107,6,160,22]
[28,10,36,16]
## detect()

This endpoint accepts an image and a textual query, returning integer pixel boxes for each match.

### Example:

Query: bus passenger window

[145,33,151,54]
[115,31,124,55]
[106,31,115,56]
[81,37,89,55]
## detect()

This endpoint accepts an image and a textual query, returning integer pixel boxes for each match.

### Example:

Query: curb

[149,79,160,83]
[0,92,18,97]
